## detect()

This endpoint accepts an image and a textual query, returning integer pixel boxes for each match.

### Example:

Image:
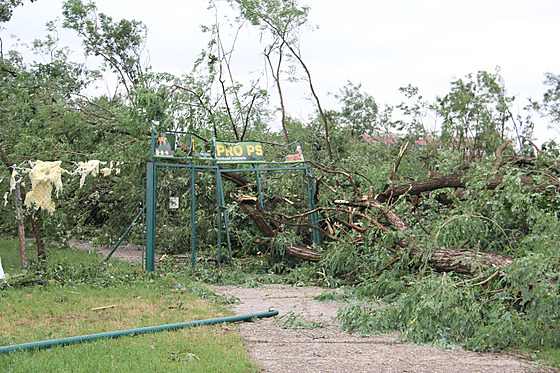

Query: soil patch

[70,239,158,265]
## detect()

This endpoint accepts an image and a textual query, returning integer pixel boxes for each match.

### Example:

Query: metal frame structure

[144,129,320,271]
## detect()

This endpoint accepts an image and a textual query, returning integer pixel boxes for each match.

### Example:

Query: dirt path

[212,284,548,373]
[72,242,551,372]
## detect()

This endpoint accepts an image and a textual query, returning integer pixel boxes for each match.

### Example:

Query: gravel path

[212,284,549,373]
[70,240,156,265]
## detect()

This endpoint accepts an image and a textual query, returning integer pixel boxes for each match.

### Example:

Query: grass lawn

[0,238,259,373]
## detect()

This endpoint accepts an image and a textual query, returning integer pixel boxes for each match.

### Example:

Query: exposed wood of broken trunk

[236,196,321,262]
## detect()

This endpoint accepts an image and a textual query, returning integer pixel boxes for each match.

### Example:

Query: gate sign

[215,141,264,163]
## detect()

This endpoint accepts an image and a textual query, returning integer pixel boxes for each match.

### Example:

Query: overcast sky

[3,0,560,143]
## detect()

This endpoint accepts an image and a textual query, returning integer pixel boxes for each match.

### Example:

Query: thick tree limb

[389,141,409,202]
[337,194,514,275]
[376,174,467,203]
[334,198,407,233]
[409,246,514,275]
[491,141,512,172]
[224,140,517,275]
[220,170,252,188]
[376,141,514,203]
[235,196,320,262]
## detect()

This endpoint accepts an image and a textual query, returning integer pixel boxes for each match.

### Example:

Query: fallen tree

[235,195,321,262]
[219,139,560,282]
[375,141,513,203]
[232,187,514,275]
[333,196,514,275]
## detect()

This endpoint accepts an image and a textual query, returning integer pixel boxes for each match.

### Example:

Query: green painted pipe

[0,309,278,354]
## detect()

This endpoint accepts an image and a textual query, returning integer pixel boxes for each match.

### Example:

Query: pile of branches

[233,141,531,276]
[226,140,560,351]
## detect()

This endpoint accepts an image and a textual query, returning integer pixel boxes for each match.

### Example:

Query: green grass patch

[0,238,259,373]
[277,312,325,330]
[0,237,33,275]
[519,348,560,370]
[1,326,257,373]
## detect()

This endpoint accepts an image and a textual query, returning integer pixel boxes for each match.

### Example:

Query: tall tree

[333,81,379,137]
[436,69,515,161]
[191,1,271,141]
[229,0,333,159]
[62,0,147,102]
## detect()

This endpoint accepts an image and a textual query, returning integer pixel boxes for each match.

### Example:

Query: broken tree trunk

[409,247,514,275]
[376,141,513,203]
[236,196,321,262]
[334,197,514,275]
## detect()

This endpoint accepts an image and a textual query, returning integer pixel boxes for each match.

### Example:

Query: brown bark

[370,196,513,274]
[30,212,46,261]
[334,199,407,233]
[376,141,514,203]
[376,174,467,203]
[0,146,46,261]
[236,196,321,262]
[14,181,26,269]
[284,245,321,262]
[220,170,252,188]
[240,190,514,273]
[490,141,512,172]
[409,246,514,275]
[335,196,514,275]
[236,196,278,236]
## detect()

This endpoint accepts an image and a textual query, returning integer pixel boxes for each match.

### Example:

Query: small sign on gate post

[169,196,179,209]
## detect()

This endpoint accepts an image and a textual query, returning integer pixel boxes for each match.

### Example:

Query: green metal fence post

[215,167,233,263]
[190,164,196,267]
[222,201,233,262]
[306,166,322,245]
[146,162,157,271]
[254,163,265,209]
[215,167,223,264]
